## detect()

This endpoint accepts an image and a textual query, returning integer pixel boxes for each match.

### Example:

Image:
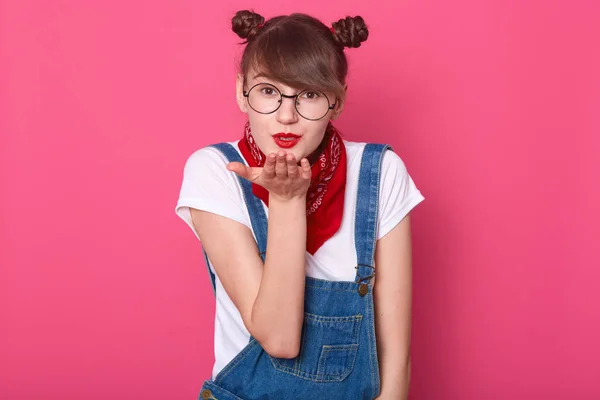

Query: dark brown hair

[231,10,369,102]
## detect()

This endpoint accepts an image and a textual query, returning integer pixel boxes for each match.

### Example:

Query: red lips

[272,132,301,149]
[273,132,301,138]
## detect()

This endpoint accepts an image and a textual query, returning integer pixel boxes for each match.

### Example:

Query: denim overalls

[198,142,391,400]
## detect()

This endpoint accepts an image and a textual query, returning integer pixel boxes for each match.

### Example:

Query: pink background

[1,0,599,399]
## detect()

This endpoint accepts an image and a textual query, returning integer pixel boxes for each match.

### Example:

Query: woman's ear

[236,73,249,113]
[331,85,347,120]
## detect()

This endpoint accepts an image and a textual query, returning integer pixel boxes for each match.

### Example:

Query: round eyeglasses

[243,83,336,121]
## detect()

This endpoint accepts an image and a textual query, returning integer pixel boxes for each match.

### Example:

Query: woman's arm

[190,151,310,358]
[250,194,306,357]
[373,214,414,399]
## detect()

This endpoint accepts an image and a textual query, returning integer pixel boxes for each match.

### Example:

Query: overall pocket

[269,312,362,382]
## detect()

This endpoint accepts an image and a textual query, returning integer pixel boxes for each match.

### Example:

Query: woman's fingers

[230,151,310,195]
[286,153,298,178]
[263,153,276,179]
[275,150,288,177]
[300,158,311,180]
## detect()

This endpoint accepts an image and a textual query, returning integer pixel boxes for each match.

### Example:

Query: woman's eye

[301,91,320,99]
[260,87,277,96]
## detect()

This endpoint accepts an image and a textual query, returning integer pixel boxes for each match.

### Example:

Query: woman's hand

[227,150,312,201]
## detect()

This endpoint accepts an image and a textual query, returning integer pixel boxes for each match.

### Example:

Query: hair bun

[232,10,265,41]
[331,16,369,48]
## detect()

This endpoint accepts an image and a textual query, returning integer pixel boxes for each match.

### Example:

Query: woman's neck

[305,127,331,166]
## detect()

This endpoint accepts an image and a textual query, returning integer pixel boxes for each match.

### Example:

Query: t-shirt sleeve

[377,149,425,240]
[175,146,251,240]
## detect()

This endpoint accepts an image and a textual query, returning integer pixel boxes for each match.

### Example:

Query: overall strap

[354,143,392,296]
[202,143,269,295]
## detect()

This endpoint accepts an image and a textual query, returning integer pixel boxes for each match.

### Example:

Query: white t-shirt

[175,140,425,379]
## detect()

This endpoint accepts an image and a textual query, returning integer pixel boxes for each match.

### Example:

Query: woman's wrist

[268,192,307,206]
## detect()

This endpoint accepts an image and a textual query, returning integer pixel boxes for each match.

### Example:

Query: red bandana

[237,121,347,255]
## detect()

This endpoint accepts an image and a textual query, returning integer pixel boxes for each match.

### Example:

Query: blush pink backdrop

[1,0,599,399]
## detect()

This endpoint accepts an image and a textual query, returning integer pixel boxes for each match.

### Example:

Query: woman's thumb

[226,162,249,179]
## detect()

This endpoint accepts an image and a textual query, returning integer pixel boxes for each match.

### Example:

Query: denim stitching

[367,290,380,397]
[368,145,388,397]
[369,146,387,397]
[304,313,363,323]
[269,314,362,382]
[270,344,359,382]
[367,145,388,271]
[317,344,360,382]
[305,285,359,292]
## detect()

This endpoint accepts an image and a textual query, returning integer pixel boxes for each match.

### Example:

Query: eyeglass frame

[242,82,337,121]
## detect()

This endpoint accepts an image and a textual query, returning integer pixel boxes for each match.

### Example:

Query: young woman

[176,10,425,400]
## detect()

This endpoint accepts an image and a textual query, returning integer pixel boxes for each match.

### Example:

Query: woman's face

[236,67,344,161]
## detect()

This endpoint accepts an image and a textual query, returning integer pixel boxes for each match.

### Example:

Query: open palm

[227,150,312,200]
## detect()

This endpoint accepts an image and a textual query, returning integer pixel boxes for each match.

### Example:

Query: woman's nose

[275,96,299,124]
